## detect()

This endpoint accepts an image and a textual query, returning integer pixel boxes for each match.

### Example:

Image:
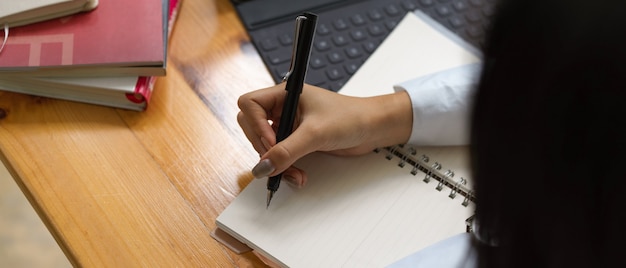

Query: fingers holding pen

[237,111,265,155]
[237,84,286,155]
[243,83,360,179]
[238,83,310,188]
[251,160,307,188]
[251,159,308,190]
[251,125,316,174]
[237,111,275,155]
[261,130,312,173]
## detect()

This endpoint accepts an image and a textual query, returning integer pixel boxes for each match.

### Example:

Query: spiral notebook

[214,11,481,267]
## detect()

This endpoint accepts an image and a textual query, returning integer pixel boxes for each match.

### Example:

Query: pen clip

[282,15,307,82]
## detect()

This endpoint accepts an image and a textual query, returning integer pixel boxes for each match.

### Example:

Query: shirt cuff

[393,63,481,146]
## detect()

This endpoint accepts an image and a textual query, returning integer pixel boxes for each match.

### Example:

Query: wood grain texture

[0,0,273,266]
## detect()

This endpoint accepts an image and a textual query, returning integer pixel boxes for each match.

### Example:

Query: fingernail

[252,159,275,178]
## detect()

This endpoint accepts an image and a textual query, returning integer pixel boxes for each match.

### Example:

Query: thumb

[251,129,316,178]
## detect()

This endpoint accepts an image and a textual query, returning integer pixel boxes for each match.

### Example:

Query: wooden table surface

[0,0,272,266]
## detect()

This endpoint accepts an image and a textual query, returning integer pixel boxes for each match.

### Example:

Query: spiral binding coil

[378,145,475,207]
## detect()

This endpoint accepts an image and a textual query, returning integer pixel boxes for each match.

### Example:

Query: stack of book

[0,0,181,111]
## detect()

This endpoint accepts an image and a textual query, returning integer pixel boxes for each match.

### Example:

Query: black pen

[267,12,317,208]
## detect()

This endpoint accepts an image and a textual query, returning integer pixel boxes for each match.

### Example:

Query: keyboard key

[266,51,290,65]
[278,34,293,46]
[327,52,345,64]
[317,23,331,35]
[345,46,363,59]
[449,16,464,28]
[466,25,483,38]
[452,1,468,11]
[350,14,367,26]
[368,24,385,36]
[326,67,345,81]
[350,29,367,41]
[315,39,332,51]
[309,56,327,69]
[402,0,418,10]
[332,35,349,46]
[420,0,434,6]
[260,39,278,51]
[436,6,452,17]
[344,61,360,75]
[362,40,378,53]
[385,20,399,30]
[306,74,327,87]
[368,9,384,21]
[333,18,349,31]
[384,5,402,16]
[466,11,481,22]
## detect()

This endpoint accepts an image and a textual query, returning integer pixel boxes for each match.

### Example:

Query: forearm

[362,91,413,149]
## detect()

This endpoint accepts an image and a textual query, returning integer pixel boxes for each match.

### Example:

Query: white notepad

[339,10,480,98]
[216,10,481,267]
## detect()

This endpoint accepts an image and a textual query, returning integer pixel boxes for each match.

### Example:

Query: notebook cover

[0,0,181,111]
[0,0,164,75]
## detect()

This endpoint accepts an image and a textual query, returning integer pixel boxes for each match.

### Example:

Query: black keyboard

[244,0,495,92]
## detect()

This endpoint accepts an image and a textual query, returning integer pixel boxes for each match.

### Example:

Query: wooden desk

[0,0,271,266]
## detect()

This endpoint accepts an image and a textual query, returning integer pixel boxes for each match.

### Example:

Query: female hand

[237,83,412,187]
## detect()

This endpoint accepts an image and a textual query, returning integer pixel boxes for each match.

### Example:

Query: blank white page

[216,151,473,267]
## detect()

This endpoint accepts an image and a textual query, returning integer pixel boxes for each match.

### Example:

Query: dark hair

[470,0,626,267]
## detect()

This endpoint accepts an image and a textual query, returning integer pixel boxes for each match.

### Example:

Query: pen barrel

[268,13,317,193]
[277,12,317,143]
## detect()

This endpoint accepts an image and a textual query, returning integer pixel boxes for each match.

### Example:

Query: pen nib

[266,190,275,209]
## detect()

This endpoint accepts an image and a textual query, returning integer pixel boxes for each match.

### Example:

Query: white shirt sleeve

[393,63,481,146]
[385,233,477,268]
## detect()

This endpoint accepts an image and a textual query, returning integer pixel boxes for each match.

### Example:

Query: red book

[0,0,181,111]
[0,0,165,77]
